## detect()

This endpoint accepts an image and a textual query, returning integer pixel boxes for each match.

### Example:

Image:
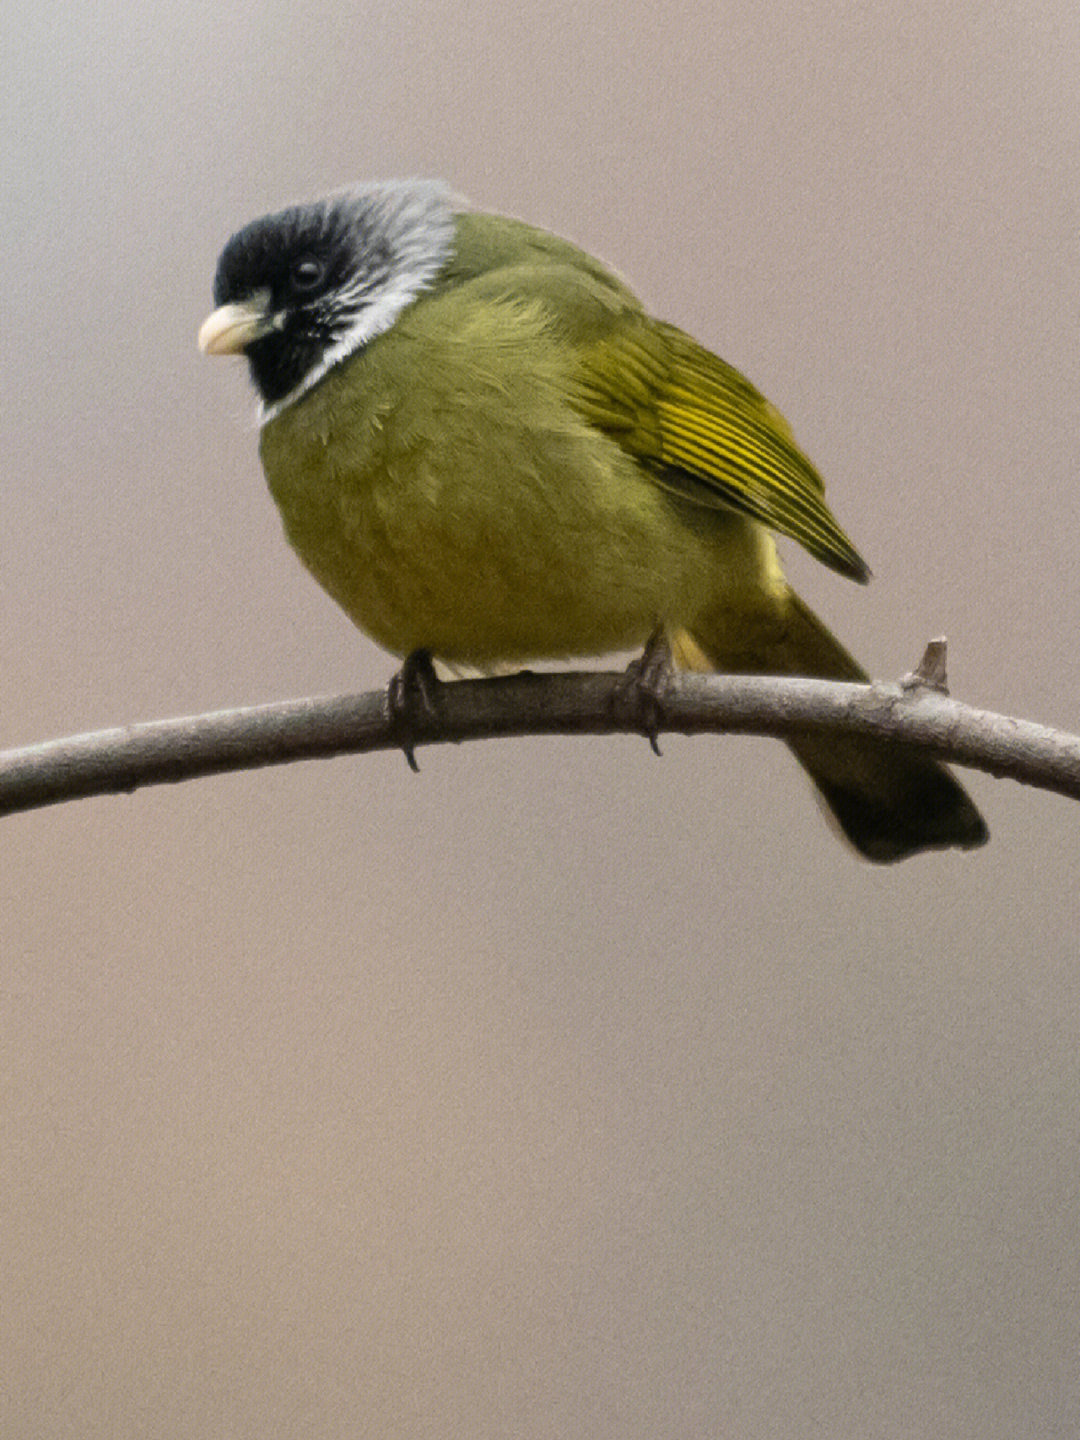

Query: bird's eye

[289,256,325,292]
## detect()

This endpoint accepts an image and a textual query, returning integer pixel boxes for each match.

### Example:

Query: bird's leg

[387,648,440,772]
[617,627,675,757]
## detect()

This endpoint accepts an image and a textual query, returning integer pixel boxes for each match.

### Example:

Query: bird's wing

[434,249,869,582]
[573,315,870,582]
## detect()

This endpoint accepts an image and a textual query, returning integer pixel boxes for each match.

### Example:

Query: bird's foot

[387,649,440,772]
[617,629,675,756]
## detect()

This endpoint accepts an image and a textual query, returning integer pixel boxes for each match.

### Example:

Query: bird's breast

[257,343,768,666]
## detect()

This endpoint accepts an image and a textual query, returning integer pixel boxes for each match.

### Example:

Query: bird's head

[198,179,456,420]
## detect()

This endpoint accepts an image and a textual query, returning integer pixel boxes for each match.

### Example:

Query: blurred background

[3,3,1079,1436]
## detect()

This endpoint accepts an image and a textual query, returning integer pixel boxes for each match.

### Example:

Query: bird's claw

[387,649,440,771]
[617,629,675,756]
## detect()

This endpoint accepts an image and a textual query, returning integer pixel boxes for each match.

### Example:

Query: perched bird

[199,179,987,862]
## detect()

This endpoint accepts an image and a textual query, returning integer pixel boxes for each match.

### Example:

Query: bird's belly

[260,398,773,666]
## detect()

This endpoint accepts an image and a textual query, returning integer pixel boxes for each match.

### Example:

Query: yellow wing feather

[575,318,870,582]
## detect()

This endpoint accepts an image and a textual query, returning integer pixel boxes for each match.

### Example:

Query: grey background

[3,3,1079,1436]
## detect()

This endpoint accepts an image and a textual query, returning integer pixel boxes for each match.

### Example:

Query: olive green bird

[199,179,987,862]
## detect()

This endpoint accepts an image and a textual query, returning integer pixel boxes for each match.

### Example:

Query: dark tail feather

[684,592,989,863]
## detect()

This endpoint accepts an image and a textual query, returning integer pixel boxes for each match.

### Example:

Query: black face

[212,199,394,405]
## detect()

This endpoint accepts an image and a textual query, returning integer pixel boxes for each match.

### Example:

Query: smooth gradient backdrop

[3,4,1079,1437]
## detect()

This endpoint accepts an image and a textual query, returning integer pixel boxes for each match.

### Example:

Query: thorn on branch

[901,637,950,695]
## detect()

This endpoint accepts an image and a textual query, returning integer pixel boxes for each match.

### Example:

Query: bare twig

[2,663,1079,819]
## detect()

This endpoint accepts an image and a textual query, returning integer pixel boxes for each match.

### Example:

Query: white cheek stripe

[258,277,429,425]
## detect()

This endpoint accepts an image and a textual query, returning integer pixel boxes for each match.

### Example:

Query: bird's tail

[675,591,988,863]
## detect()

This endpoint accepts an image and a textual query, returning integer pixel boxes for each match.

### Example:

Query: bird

[199,178,987,862]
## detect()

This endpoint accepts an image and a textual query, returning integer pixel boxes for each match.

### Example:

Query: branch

[2,650,1079,819]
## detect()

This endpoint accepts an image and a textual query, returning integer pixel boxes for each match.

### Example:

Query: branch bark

[2,666,1079,819]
